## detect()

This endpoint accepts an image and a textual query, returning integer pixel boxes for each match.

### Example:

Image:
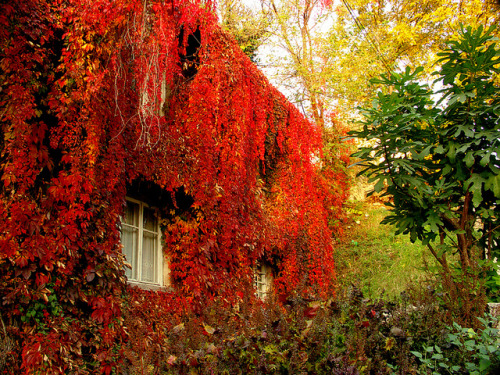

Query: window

[121,198,164,287]
[254,264,272,299]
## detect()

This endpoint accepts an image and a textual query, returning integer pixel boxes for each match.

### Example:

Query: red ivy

[0,0,348,372]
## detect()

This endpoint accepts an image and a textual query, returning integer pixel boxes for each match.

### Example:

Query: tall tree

[217,0,272,62]
[327,0,500,113]
[351,25,500,320]
[254,0,500,120]
[259,0,335,129]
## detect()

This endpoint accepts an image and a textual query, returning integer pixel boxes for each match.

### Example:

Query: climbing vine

[0,0,348,372]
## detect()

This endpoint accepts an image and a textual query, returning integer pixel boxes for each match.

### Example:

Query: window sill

[127,281,170,292]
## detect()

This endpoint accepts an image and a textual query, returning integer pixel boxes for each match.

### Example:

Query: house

[105,3,341,300]
[0,0,345,372]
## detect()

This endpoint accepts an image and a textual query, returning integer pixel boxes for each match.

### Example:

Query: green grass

[335,202,436,300]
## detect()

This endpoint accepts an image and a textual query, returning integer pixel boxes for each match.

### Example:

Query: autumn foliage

[0,0,348,372]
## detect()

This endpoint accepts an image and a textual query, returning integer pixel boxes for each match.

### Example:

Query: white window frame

[121,197,163,288]
[254,263,272,300]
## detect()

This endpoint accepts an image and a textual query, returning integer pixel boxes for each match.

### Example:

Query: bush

[412,315,500,374]
[121,282,495,374]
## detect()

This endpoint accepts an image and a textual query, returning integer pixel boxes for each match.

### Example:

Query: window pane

[125,201,139,227]
[122,225,138,280]
[142,231,158,283]
[254,265,270,299]
[143,207,157,232]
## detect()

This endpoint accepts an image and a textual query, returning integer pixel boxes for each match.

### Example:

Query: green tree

[325,0,500,113]
[216,0,500,186]
[217,0,272,62]
[351,25,500,320]
[258,0,335,129]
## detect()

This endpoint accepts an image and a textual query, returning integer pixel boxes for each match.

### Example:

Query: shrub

[351,24,500,320]
[412,315,500,375]
[121,282,482,374]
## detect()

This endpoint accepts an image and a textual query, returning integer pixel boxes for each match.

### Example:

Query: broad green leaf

[426,213,443,233]
[485,173,500,198]
[447,142,457,162]
[442,164,452,175]
[411,351,423,359]
[418,145,433,160]
[480,152,491,167]
[464,152,475,168]
[374,178,386,193]
[479,359,491,372]
[465,174,486,207]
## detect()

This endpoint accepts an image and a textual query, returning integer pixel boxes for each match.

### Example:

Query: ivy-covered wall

[0,0,348,372]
